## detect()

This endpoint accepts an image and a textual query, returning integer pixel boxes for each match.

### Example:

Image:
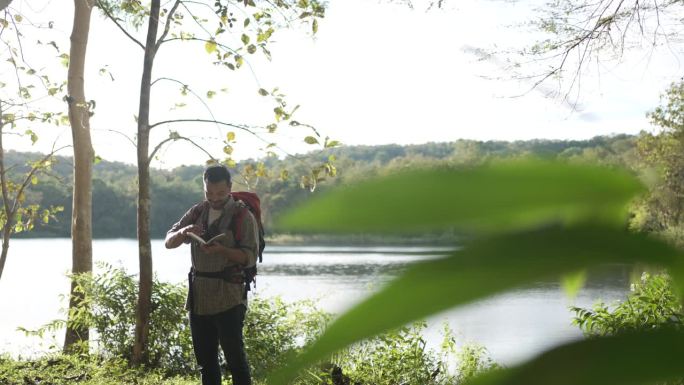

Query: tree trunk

[63,0,94,353]
[0,229,9,281]
[0,124,12,281]
[131,0,160,365]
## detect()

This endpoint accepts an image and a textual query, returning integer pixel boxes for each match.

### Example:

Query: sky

[3,0,683,169]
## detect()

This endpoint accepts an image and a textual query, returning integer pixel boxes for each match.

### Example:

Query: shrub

[571,272,683,336]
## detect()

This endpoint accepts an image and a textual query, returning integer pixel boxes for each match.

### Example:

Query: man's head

[203,165,232,209]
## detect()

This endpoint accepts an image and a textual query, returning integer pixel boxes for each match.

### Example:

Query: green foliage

[25,263,332,379]
[245,296,331,379]
[572,272,683,336]
[0,353,196,385]
[330,322,498,385]
[633,81,684,233]
[269,160,684,385]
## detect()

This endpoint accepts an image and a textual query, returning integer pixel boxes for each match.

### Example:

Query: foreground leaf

[277,161,644,234]
[466,329,684,385]
[267,225,684,384]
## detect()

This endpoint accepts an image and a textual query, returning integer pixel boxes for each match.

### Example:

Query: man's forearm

[165,230,185,249]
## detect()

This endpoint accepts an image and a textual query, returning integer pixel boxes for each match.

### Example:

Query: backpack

[229,191,265,293]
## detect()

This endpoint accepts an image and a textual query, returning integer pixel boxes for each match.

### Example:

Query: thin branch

[150,77,220,133]
[149,118,301,159]
[148,134,215,163]
[10,13,49,91]
[9,144,69,219]
[155,0,181,51]
[149,118,258,135]
[93,128,137,148]
[179,1,216,38]
[160,37,262,86]
[95,0,145,50]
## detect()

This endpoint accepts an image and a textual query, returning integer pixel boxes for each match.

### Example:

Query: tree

[632,80,684,233]
[63,0,96,352]
[508,0,684,104]
[93,0,331,364]
[0,4,68,281]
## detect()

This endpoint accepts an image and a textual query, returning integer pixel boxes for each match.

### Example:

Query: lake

[0,238,631,366]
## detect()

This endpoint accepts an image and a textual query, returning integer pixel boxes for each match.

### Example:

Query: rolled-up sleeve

[167,205,197,244]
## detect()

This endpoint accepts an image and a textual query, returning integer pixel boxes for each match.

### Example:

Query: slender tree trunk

[131,0,160,365]
[0,122,13,281]
[64,0,94,352]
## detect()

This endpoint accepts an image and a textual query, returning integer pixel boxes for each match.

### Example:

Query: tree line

[5,133,642,239]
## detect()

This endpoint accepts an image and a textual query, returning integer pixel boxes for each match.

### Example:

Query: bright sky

[4,0,683,169]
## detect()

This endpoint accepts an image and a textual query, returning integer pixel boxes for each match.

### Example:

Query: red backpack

[230,191,265,263]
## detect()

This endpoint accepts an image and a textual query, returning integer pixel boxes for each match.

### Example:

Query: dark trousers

[190,304,252,385]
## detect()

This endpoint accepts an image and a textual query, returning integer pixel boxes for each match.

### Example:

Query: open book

[187,232,226,245]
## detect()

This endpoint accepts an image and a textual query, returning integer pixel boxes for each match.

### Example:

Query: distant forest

[6,135,639,239]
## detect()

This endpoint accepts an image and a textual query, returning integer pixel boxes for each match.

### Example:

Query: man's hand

[180,224,202,238]
[165,224,202,249]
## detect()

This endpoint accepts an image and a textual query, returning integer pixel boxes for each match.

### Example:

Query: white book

[187,232,226,245]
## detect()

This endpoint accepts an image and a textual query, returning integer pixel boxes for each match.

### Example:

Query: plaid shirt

[168,196,258,315]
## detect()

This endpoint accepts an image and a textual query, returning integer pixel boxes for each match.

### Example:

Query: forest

[7,134,640,239]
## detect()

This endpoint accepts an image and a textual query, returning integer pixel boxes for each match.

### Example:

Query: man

[165,164,258,385]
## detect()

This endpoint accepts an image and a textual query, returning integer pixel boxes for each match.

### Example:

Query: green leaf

[226,132,236,142]
[267,225,684,384]
[267,124,277,133]
[277,161,644,234]
[466,329,684,385]
[247,44,257,54]
[205,40,217,54]
[561,270,586,299]
[312,19,318,34]
[25,130,38,145]
[244,18,250,27]
[258,88,269,96]
[304,136,319,145]
[241,33,250,45]
[223,145,233,155]
[31,175,38,185]
[206,90,216,99]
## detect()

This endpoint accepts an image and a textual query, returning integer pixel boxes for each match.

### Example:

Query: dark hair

[203,164,232,184]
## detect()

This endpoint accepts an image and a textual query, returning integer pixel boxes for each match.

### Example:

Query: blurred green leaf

[277,161,644,234]
[561,270,586,299]
[267,225,684,384]
[465,329,684,385]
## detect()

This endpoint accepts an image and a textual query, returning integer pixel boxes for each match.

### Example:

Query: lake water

[0,238,631,366]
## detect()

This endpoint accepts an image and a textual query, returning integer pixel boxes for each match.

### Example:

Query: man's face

[204,180,231,210]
